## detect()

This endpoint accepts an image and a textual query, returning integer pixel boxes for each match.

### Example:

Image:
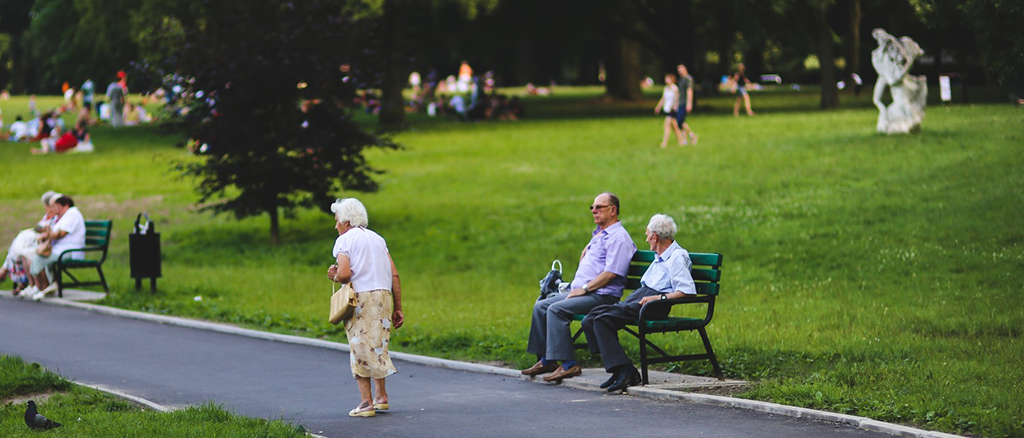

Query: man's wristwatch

[660,294,667,300]
[582,284,590,293]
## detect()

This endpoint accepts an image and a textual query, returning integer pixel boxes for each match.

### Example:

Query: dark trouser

[581,286,669,372]
[527,292,619,362]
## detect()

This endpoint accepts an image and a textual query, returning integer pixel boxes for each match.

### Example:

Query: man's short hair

[601,192,621,215]
[53,196,74,208]
[646,214,677,240]
[331,198,369,228]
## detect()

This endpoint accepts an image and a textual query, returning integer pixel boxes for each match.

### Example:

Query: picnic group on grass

[312,191,694,418]
[0,191,86,301]
[3,72,155,154]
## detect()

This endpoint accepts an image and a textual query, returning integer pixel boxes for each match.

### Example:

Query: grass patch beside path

[1,91,1022,437]
[0,356,307,437]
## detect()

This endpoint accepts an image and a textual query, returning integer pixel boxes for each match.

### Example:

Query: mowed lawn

[1,90,1021,437]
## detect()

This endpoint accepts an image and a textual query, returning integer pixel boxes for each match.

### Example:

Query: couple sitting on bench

[523,192,697,392]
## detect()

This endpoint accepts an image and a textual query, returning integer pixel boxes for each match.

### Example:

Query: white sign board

[939,75,952,102]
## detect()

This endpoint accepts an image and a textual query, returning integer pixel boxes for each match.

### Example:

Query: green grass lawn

[0,356,306,437]
[1,89,1021,437]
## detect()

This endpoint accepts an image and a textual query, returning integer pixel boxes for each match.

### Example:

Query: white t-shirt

[52,207,86,260]
[332,227,392,293]
[10,121,31,140]
[662,84,679,113]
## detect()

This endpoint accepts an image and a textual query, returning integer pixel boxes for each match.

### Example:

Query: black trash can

[129,213,161,292]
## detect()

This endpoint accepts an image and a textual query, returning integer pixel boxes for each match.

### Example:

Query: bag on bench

[538,260,562,301]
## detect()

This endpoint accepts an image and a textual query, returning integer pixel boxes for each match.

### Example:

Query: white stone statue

[871,28,927,134]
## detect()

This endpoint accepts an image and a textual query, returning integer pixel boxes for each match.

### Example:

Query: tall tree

[0,0,33,92]
[170,0,398,244]
[844,0,862,96]
[812,0,840,109]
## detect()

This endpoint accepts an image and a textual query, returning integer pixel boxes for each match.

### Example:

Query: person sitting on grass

[24,195,86,300]
[0,191,60,296]
[8,116,32,141]
[522,192,636,382]
[580,213,696,393]
[31,126,78,154]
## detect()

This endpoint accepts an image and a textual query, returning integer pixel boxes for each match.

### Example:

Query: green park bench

[570,250,724,385]
[55,220,112,297]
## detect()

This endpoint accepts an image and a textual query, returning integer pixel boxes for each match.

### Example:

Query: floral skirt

[344,288,397,379]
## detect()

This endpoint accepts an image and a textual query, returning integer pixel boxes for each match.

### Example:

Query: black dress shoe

[599,372,620,389]
[607,366,641,393]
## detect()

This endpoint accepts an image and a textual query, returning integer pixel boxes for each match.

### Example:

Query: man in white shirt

[580,214,696,393]
[27,195,86,299]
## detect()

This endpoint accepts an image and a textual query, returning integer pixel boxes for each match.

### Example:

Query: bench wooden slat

[631,251,656,263]
[695,282,719,295]
[690,253,723,267]
[627,264,651,277]
[85,238,108,246]
[692,268,721,282]
[86,228,110,237]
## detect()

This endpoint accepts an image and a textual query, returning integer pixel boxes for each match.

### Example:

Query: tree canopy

[168,0,397,243]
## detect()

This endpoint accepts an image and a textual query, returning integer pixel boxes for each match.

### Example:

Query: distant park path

[0,298,889,438]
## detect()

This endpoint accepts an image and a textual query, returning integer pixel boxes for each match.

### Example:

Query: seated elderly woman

[580,214,696,393]
[326,198,404,418]
[23,195,86,300]
[0,191,60,295]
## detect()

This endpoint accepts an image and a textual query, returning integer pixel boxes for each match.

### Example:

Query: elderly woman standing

[326,198,404,418]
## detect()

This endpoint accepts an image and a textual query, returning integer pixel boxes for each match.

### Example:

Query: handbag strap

[551,260,562,273]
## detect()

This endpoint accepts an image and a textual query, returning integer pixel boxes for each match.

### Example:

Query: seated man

[581,214,696,392]
[522,192,636,382]
[25,195,86,300]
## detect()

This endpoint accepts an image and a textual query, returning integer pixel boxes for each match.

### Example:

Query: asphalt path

[0,298,889,438]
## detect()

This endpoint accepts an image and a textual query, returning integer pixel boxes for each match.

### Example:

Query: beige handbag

[329,282,357,325]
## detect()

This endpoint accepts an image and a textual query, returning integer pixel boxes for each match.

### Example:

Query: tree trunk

[605,37,641,101]
[846,0,862,96]
[269,205,280,245]
[816,6,840,109]
[377,0,406,129]
[10,37,27,94]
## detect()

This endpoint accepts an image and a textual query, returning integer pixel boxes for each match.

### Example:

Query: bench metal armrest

[638,294,714,322]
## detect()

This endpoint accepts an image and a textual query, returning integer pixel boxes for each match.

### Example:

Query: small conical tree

[170,0,397,244]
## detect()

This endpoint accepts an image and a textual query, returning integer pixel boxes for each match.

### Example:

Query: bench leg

[639,330,650,385]
[698,327,724,380]
[56,265,64,298]
[96,266,109,293]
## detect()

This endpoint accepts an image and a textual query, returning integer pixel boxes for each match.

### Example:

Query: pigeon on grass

[25,400,62,430]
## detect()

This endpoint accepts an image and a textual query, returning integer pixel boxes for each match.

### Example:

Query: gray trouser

[527,292,619,362]
[581,286,668,372]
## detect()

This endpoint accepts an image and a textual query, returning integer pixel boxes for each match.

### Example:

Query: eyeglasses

[590,205,612,211]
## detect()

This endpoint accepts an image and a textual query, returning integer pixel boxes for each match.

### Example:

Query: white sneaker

[32,289,46,301]
[22,286,39,297]
[41,283,58,296]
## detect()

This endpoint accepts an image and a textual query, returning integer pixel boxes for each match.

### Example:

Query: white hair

[331,198,368,228]
[41,191,57,205]
[646,214,677,240]
[48,193,64,206]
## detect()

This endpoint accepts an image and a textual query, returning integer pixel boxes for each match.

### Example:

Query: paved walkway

[0,295,893,438]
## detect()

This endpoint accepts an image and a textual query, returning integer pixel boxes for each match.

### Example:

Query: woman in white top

[326,198,404,418]
[654,74,685,148]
